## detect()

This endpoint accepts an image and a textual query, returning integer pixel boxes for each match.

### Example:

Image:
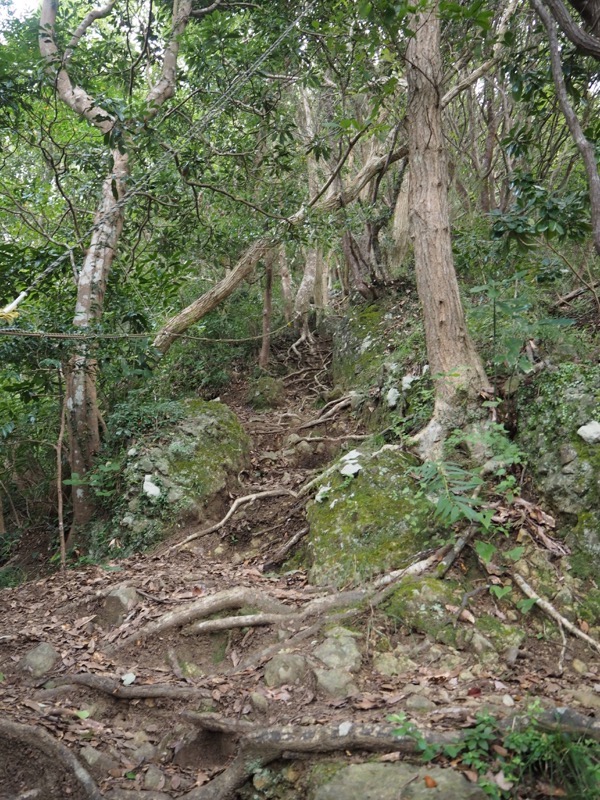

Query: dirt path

[0,341,599,799]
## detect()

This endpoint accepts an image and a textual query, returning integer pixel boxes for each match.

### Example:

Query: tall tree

[406,0,491,455]
[37,0,196,535]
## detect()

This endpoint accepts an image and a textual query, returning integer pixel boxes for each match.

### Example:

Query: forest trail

[0,338,599,800]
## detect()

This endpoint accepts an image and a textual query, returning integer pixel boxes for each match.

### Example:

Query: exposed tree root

[298,395,352,430]
[166,489,297,552]
[104,587,293,654]
[0,719,102,800]
[175,706,600,800]
[512,572,600,655]
[262,526,310,570]
[46,673,212,699]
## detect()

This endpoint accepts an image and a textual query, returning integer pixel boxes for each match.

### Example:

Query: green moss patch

[383,576,461,646]
[306,448,441,587]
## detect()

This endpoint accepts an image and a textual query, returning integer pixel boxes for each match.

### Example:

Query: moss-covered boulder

[517,364,600,563]
[98,399,250,552]
[383,576,461,646]
[306,447,440,587]
[329,296,432,434]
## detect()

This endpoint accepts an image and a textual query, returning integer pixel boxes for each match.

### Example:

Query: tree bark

[407,1,490,443]
[532,0,600,256]
[259,251,274,369]
[40,0,193,539]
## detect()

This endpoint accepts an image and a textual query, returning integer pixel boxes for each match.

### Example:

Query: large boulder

[91,399,250,553]
[306,446,440,587]
[517,364,600,567]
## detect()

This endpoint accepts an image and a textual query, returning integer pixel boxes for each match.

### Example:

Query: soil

[0,338,598,800]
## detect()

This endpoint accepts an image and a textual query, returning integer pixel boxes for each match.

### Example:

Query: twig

[167,489,297,551]
[512,572,600,655]
[298,396,352,430]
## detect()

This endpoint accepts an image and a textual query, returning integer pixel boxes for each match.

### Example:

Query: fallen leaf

[537,781,567,797]
[579,620,590,634]
[423,775,437,788]
[494,770,513,791]
[467,687,482,697]
[195,771,210,786]
[379,752,400,762]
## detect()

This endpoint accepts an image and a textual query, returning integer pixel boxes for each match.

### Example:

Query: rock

[131,742,157,766]
[311,762,486,800]
[144,765,166,790]
[143,474,162,497]
[80,745,120,779]
[308,450,440,587]
[314,668,358,698]
[372,652,418,676]
[249,692,269,714]
[18,642,60,678]
[384,577,461,646]
[405,694,437,713]
[99,586,139,627]
[571,689,600,710]
[264,654,310,687]
[314,628,362,672]
[386,387,401,408]
[517,364,600,560]
[577,421,600,444]
[572,658,589,674]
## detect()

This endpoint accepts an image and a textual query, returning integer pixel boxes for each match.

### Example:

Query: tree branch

[541,0,600,58]
[63,0,117,65]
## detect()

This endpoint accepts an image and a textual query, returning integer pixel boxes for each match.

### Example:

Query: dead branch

[167,489,297,552]
[48,673,211,699]
[0,720,102,800]
[553,281,600,307]
[104,587,292,654]
[512,572,600,655]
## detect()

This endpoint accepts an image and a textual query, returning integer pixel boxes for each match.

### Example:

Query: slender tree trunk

[278,245,293,323]
[0,493,5,537]
[66,150,128,532]
[407,1,490,451]
[259,252,274,369]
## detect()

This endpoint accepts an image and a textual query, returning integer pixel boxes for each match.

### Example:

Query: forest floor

[0,337,599,800]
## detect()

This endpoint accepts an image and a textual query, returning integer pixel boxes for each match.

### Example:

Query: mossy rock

[108,399,249,552]
[328,297,430,433]
[517,364,600,565]
[473,614,525,651]
[246,375,284,409]
[383,576,462,646]
[306,448,441,587]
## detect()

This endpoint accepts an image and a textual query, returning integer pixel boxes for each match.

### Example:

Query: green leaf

[490,586,512,601]
[504,546,525,562]
[475,540,497,564]
[517,598,537,615]
[75,709,91,719]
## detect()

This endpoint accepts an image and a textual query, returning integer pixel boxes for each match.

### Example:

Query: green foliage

[412,458,492,527]
[390,709,600,799]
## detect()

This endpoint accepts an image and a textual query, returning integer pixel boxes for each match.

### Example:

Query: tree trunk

[66,150,128,532]
[407,1,490,451]
[259,252,274,369]
[278,245,293,323]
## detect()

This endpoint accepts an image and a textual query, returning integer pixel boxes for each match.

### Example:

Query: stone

[143,475,162,498]
[314,668,358,699]
[80,745,120,779]
[314,628,362,672]
[99,586,139,627]
[386,387,400,408]
[572,658,589,674]
[577,421,600,445]
[144,765,166,790]
[405,694,437,713]
[571,689,600,710]
[131,742,157,765]
[18,642,60,679]
[264,654,310,687]
[249,692,269,714]
[311,762,486,800]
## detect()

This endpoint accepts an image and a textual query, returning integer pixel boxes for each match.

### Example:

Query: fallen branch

[512,572,600,655]
[167,489,297,552]
[0,720,102,800]
[47,673,211,700]
[104,587,292,654]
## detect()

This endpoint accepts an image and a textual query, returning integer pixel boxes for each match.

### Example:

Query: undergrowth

[390,710,600,799]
